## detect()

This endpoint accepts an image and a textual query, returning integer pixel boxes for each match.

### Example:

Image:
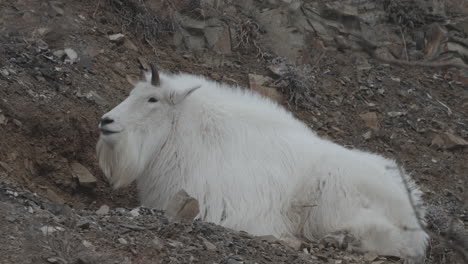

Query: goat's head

[96,64,200,188]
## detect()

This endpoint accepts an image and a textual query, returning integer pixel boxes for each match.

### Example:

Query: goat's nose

[100,117,114,126]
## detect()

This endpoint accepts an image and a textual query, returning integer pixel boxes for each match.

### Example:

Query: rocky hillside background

[0,0,467,263]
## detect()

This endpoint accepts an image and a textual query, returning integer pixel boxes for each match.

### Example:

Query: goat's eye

[148,97,158,103]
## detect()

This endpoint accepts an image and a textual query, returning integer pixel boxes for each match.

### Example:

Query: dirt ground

[0,0,466,263]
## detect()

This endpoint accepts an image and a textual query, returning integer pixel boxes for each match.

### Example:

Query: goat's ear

[150,63,160,86]
[127,70,148,86]
[169,85,201,105]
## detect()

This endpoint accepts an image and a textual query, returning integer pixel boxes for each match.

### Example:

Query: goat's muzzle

[99,117,120,135]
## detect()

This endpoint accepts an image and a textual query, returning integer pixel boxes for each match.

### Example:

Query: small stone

[83,90,106,106]
[1,69,9,77]
[199,236,217,251]
[248,74,283,103]
[165,189,200,222]
[226,258,243,264]
[49,1,64,16]
[46,188,65,204]
[280,238,303,251]
[363,252,379,262]
[109,33,125,43]
[95,205,110,215]
[362,131,372,140]
[85,45,103,57]
[205,25,231,54]
[13,119,22,127]
[113,62,126,77]
[115,208,126,214]
[387,111,407,117]
[431,135,445,148]
[82,240,94,249]
[6,216,16,222]
[359,112,379,130]
[47,257,60,263]
[77,220,91,229]
[118,238,128,245]
[256,235,278,243]
[138,57,150,70]
[70,162,97,189]
[129,207,140,217]
[64,48,78,64]
[0,114,5,125]
[53,50,65,58]
[123,39,139,51]
[40,226,64,235]
[152,236,165,250]
[167,239,184,248]
[0,161,12,173]
[443,132,468,149]
[431,132,468,150]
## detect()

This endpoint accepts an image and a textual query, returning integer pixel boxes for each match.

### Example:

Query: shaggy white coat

[96,70,428,263]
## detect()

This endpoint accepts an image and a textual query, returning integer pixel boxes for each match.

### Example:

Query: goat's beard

[96,130,149,189]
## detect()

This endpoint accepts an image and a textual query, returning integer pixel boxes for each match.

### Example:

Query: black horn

[150,63,160,86]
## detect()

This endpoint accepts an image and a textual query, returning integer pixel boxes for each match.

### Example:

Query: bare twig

[435,99,452,116]
[233,20,268,58]
[399,27,409,62]
[92,0,101,19]
[311,51,326,71]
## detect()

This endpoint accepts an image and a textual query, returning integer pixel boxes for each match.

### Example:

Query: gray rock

[129,207,140,217]
[5,216,16,222]
[64,48,78,64]
[70,162,97,189]
[49,1,64,16]
[96,205,110,216]
[118,238,128,245]
[248,74,283,103]
[176,12,206,32]
[205,25,231,54]
[82,240,95,249]
[77,219,91,229]
[40,225,64,235]
[53,49,65,58]
[47,257,66,263]
[256,8,305,62]
[165,189,199,222]
[0,68,9,77]
[152,236,165,250]
[0,161,13,173]
[199,236,217,251]
[123,39,138,51]
[109,33,125,43]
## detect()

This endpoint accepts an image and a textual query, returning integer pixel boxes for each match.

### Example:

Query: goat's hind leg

[340,209,427,264]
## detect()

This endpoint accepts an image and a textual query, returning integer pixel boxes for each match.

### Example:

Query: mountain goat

[96,64,428,263]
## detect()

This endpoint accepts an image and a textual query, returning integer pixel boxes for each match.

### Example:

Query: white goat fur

[97,70,428,262]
